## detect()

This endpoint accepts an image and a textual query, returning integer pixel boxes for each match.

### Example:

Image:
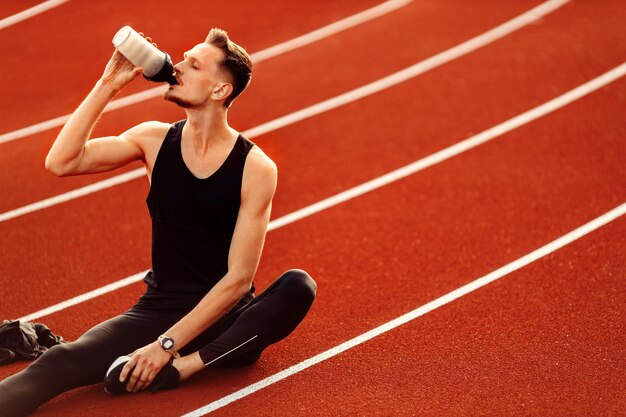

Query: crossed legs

[0,269,316,417]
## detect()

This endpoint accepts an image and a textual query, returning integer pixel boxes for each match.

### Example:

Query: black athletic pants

[0,269,316,417]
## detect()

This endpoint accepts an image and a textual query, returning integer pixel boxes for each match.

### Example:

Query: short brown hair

[205,28,252,108]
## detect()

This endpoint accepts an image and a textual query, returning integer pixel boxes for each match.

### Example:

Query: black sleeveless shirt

[144,120,255,301]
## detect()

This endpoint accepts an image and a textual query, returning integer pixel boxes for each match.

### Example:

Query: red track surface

[0,0,624,416]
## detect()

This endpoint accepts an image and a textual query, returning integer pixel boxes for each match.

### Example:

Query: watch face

[161,337,175,351]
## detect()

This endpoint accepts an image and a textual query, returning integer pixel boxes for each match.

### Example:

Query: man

[0,28,316,416]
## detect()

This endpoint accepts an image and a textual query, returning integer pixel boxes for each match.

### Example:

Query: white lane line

[17,62,626,323]
[0,0,69,30]
[245,0,570,138]
[248,0,411,62]
[0,0,569,223]
[182,202,626,416]
[0,170,144,223]
[19,271,148,323]
[268,63,626,230]
[0,0,410,144]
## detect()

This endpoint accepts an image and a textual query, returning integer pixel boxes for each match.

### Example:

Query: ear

[212,83,233,102]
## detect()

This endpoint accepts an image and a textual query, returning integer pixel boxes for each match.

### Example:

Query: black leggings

[0,269,316,417]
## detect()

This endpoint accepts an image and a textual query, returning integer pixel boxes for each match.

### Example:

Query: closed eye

[183,52,200,69]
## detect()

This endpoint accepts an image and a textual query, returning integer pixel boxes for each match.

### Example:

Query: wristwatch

[158,335,180,358]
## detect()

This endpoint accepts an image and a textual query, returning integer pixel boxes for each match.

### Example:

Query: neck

[183,105,237,155]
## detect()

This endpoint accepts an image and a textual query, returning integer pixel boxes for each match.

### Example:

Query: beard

[163,89,202,109]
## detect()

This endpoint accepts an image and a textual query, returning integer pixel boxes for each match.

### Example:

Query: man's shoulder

[123,121,172,141]
[242,145,278,201]
[238,147,277,210]
[121,121,173,157]
[245,145,277,178]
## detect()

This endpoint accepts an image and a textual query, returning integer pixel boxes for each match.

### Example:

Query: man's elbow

[238,275,255,296]
[45,152,80,177]
[230,271,255,297]
[44,156,69,177]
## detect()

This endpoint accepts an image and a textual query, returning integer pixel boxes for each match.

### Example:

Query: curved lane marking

[0,0,69,30]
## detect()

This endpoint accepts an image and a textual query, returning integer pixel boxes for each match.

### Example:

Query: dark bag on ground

[0,320,66,365]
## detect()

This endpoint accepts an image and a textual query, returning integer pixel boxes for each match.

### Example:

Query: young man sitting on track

[0,28,316,417]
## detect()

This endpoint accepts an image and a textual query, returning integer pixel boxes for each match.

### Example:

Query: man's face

[164,43,230,108]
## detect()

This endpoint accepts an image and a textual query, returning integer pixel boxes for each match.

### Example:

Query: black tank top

[144,120,255,301]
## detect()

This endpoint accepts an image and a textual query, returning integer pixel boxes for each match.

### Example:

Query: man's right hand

[100,49,143,92]
[100,35,157,92]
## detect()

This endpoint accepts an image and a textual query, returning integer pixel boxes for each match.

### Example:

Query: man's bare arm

[45,50,166,177]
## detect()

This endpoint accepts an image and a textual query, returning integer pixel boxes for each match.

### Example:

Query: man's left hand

[120,340,171,392]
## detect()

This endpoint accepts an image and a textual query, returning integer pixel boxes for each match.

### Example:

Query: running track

[0,0,624,416]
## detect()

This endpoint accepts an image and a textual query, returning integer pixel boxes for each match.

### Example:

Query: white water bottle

[112,25,178,85]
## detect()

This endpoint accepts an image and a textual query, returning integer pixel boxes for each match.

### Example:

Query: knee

[281,269,317,304]
[39,343,69,361]
[36,342,97,381]
[36,343,76,373]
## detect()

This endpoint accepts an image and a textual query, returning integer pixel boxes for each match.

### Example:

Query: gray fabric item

[0,320,65,365]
